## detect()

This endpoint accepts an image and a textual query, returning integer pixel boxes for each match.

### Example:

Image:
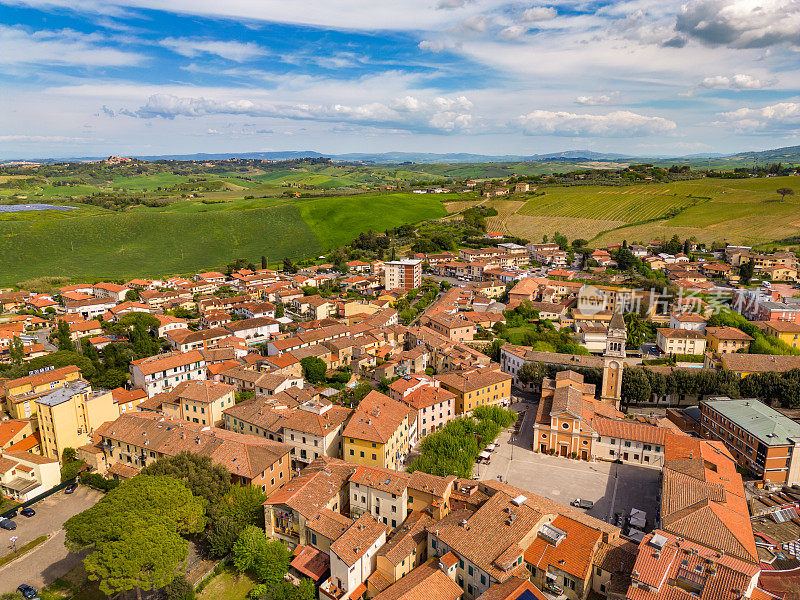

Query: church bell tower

[602,310,626,410]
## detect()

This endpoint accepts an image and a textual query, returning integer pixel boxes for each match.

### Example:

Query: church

[514,310,629,458]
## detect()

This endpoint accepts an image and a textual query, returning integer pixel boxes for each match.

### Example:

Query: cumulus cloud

[500,25,528,40]
[517,109,676,137]
[521,6,557,22]
[418,39,446,52]
[159,37,263,61]
[122,92,475,133]
[675,0,800,49]
[575,92,620,106]
[0,24,144,66]
[699,74,773,90]
[717,102,800,132]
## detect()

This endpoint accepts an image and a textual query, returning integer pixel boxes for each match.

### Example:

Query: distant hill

[726,145,800,164]
[5,144,800,166]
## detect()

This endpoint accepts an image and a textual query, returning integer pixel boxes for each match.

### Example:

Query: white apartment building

[129,350,207,397]
[384,259,422,291]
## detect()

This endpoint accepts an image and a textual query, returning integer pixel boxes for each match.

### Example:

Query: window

[459,559,464,569]
[311,533,317,545]
[360,451,365,457]
[468,566,473,576]
[480,574,486,585]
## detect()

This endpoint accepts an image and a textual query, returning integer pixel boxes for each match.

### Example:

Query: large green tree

[140,451,231,505]
[64,476,205,599]
[300,356,327,384]
[232,526,290,585]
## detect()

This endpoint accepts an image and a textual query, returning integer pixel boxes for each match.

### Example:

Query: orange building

[533,371,622,460]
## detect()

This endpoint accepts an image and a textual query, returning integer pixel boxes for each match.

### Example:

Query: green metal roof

[703,397,800,446]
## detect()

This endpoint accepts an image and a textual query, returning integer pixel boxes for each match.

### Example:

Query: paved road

[477,403,660,529]
[0,486,103,593]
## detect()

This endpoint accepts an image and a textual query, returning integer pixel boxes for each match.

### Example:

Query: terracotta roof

[265,456,356,518]
[131,350,204,376]
[402,386,456,411]
[431,492,536,582]
[719,353,800,373]
[524,514,601,581]
[330,512,388,566]
[350,465,410,496]
[3,365,80,391]
[408,471,456,499]
[290,545,329,581]
[378,511,435,566]
[475,577,547,600]
[705,327,754,341]
[371,560,462,600]
[342,391,413,444]
[6,430,41,453]
[306,508,353,542]
[657,328,706,339]
[593,418,668,445]
[0,420,29,448]
[593,538,638,575]
[436,368,511,393]
[96,412,290,481]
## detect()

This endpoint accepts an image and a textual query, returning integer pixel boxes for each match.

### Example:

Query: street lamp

[10,535,18,553]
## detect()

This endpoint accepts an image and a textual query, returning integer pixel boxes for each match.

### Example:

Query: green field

[507,175,800,246]
[297,191,452,248]
[0,192,451,285]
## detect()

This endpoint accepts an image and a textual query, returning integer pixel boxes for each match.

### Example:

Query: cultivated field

[0,191,452,285]
[507,176,800,246]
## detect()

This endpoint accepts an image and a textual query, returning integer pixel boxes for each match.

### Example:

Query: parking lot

[0,485,103,593]
[477,401,661,531]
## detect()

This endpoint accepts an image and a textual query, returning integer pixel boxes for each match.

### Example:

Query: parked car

[17,585,38,599]
[20,507,35,517]
[0,518,17,530]
[570,498,594,510]
[5,508,17,517]
[64,483,78,494]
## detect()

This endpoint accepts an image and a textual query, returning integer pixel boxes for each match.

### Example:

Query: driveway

[477,404,661,530]
[0,485,103,593]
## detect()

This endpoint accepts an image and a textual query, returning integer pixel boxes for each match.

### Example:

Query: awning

[629,515,646,529]
[630,508,646,519]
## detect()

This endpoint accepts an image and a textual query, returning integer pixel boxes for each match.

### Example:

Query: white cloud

[675,0,800,49]
[575,92,620,105]
[123,91,475,134]
[418,40,446,52]
[159,38,263,62]
[0,0,511,32]
[717,102,800,132]
[0,24,145,67]
[500,25,528,40]
[517,109,676,137]
[521,6,557,22]
[699,74,773,90]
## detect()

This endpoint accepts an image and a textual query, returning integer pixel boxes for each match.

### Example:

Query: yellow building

[436,368,512,414]
[705,326,754,354]
[3,365,82,419]
[760,321,800,348]
[36,380,118,461]
[342,391,413,470]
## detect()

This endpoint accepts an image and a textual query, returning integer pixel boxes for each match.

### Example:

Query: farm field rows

[507,176,800,245]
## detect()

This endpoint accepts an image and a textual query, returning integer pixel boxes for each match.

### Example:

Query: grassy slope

[0,191,452,284]
[297,191,451,250]
[0,203,321,285]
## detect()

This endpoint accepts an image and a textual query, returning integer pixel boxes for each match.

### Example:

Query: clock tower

[602,310,626,410]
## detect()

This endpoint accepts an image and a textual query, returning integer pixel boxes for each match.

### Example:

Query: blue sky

[0,0,799,159]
